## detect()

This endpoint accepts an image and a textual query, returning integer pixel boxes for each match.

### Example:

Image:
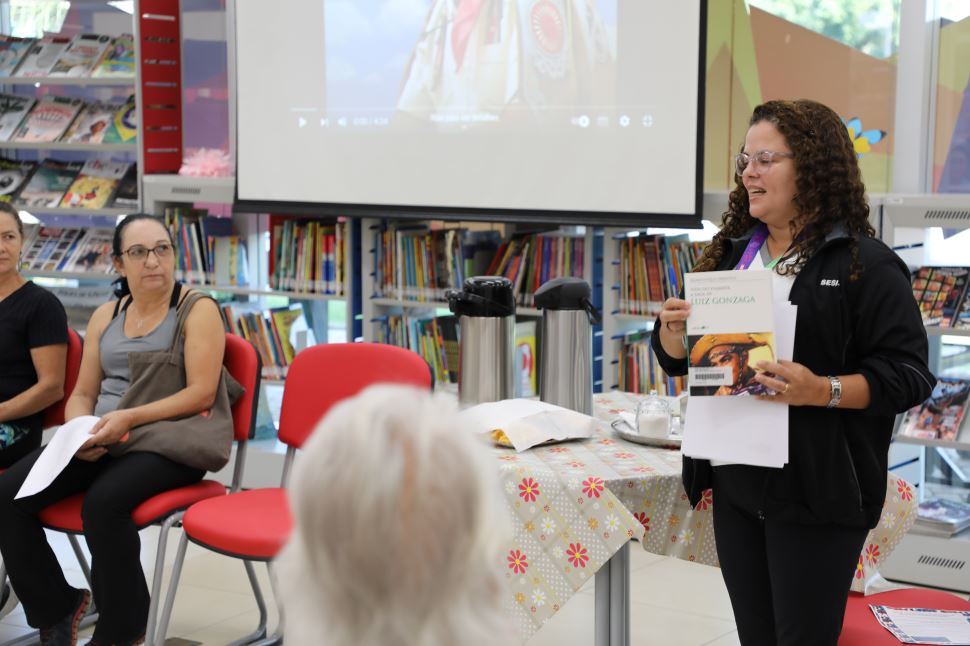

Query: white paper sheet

[15,415,99,500]
[870,605,970,644]
[682,300,797,468]
[458,399,595,452]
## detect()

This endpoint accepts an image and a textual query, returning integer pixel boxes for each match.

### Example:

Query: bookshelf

[876,193,970,593]
[359,216,597,388]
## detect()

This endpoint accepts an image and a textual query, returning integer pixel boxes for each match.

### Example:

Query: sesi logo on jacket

[820,279,841,287]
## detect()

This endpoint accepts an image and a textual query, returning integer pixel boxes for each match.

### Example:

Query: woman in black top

[0,204,68,468]
[653,100,934,646]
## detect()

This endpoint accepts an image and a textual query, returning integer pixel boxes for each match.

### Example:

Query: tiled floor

[1,529,967,645]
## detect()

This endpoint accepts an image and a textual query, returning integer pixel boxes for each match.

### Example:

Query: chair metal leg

[145,513,182,646]
[67,535,93,589]
[153,528,189,646]
[225,561,268,646]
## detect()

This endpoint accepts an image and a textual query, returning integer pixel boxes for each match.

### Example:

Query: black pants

[0,447,203,643]
[0,427,42,469]
[713,491,869,646]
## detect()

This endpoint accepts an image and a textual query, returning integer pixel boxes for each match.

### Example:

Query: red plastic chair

[840,587,970,644]
[155,343,433,646]
[31,334,261,646]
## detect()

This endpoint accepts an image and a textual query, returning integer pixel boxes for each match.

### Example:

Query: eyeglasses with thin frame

[121,243,174,262]
[734,150,794,176]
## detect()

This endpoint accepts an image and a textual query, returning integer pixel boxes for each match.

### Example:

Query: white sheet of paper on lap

[682,299,796,468]
[15,415,99,500]
[459,399,596,452]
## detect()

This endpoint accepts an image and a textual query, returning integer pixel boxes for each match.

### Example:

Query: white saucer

[611,418,683,449]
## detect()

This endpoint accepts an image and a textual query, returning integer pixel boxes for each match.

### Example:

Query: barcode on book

[689,367,731,386]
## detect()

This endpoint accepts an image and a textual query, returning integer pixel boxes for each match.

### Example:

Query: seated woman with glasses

[0,213,227,646]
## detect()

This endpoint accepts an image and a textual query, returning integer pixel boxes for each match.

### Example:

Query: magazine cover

[0,159,37,203]
[0,36,35,76]
[48,34,112,77]
[91,34,134,77]
[63,228,114,273]
[0,93,36,141]
[685,269,776,397]
[102,95,136,143]
[15,36,71,77]
[109,164,138,208]
[60,159,130,209]
[63,102,118,144]
[38,227,83,271]
[11,95,83,142]
[916,498,970,529]
[939,267,970,327]
[899,377,970,442]
[16,159,83,207]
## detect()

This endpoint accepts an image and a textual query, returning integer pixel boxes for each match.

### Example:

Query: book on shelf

[375,313,458,384]
[48,34,113,77]
[619,233,706,315]
[486,231,585,307]
[11,95,83,142]
[91,34,134,78]
[0,158,36,203]
[269,216,345,295]
[20,226,114,274]
[911,498,970,538]
[16,159,83,207]
[0,93,36,140]
[911,266,970,328]
[617,329,687,396]
[220,303,316,380]
[209,235,249,287]
[14,35,72,77]
[63,101,119,144]
[109,164,137,208]
[514,320,537,397]
[165,208,248,287]
[898,377,970,442]
[373,222,466,301]
[59,159,130,209]
[0,36,35,76]
[102,95,136,144]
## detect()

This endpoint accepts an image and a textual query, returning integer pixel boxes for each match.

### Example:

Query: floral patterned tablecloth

[496,390,917,640]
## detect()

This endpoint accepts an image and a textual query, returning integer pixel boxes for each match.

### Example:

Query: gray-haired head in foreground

[277,384,513,646]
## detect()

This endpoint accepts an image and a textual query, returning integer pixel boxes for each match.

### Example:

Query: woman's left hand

[753,360,829,407]
[79,409,137,450]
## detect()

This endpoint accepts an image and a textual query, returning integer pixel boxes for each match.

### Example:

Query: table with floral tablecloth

[495,390,917,640]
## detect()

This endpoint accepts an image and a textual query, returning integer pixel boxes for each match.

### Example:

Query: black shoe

[39,589,90,646]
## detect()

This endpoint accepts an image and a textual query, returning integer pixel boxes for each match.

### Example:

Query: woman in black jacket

[652,99,935,646]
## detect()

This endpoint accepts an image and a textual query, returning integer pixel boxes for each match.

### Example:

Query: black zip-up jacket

[651,228,936,529]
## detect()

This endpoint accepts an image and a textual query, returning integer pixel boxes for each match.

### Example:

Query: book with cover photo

[60,159,130,209]
[898,377,970,442]
[91,34,134,78]
[685,269,776,397]
[15,36,71,77]
[102,95,136,144]
[48,34,112,77]
[16,159,83,208]
[63,102,118,144]
[0,93,35,141]
[12,95,83,142]
[0,159,37,203]
[913,498,970,537]
[0,36,35,76]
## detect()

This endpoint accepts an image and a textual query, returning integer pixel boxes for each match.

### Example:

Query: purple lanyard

[734,224,769,270]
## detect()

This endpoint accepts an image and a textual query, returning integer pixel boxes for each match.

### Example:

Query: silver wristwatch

[826,376,843,408]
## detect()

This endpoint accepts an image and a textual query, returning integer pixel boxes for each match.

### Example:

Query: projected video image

[324,0,617,128]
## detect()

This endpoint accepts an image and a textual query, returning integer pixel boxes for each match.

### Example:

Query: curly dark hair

[693,99,875,279]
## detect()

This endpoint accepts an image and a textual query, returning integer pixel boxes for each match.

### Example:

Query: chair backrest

[224,333,262,442]
[43,328,83,428]
[277,343,433,449]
